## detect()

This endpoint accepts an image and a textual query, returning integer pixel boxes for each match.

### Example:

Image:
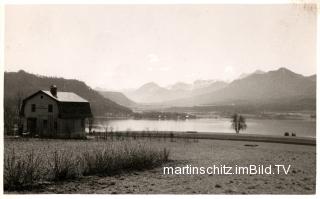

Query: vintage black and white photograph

[2,3,317,195]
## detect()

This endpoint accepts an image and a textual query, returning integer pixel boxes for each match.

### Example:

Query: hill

[4,70,133,117]
[98,91,137,107]
[308,74,316,82]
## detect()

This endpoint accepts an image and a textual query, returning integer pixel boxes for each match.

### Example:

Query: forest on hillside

[4,70,133,134]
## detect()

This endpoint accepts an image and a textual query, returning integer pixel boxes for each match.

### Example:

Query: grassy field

[4,135,316,194]
[4,138,170,191]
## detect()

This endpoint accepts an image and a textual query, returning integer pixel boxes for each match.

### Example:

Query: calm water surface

[92,118,316,138]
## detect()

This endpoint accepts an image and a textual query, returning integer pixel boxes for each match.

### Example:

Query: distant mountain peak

[17,69,27,73]
[167,82,192,91]
[136,82,166,94]
[253,69,265,74]
[192,79,218,89]
[139,82,161,89]
[276,67,293,73]
[238,69,265,80]
[268,67,303,79]
[193,79,217,84]
[141,82,159,87]
[238,73,249,79]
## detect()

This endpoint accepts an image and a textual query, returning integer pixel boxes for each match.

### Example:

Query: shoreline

[89,130,316,146]
[5,131,316,146]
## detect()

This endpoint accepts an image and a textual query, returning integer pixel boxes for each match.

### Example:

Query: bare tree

[4,91,24,136]
[88,118,94,134]
[4,104,15,135]
[231,113,247,134]
[15,91,24,135]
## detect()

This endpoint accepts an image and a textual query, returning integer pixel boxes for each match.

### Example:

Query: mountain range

[124,80,228,103]
[119,68,316,110]
[5,67,316,117]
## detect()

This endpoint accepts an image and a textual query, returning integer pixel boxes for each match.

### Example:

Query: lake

[91,118,316,138]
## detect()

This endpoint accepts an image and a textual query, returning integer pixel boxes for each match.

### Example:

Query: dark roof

[58,102,92,119]
[20,90,92,118]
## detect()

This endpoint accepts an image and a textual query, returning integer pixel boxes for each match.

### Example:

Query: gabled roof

[41,90,88,102]
[20,90,92,118]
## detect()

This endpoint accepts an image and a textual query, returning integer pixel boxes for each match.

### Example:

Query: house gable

[22,91,59,118]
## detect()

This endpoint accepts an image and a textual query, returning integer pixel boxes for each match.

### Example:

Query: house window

[31,104,36,112]
[48,104,53,113]
[43,120,48,128]
[40,95,43,99]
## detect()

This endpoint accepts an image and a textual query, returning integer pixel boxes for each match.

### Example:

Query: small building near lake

[20,85,92,138]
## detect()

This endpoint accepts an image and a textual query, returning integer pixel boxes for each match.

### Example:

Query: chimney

[50,85,57,97]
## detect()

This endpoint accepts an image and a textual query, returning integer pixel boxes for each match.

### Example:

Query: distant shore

[6,130,315,146]
[89,130,316,146]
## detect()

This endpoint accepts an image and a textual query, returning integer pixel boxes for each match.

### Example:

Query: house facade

[20,85,92,138]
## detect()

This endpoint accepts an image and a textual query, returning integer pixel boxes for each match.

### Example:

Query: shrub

[80,149,116,175]
[80,143,170,176]
[4,150,43,190]
[48,150,78,181]
[4,140,171,191]
[162,147,170,162]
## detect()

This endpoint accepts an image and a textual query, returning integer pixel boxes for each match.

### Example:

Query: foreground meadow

[4,136,316,194]
[4,137,169,191]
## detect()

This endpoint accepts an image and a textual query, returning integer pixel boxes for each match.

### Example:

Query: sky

[5,4,317,90]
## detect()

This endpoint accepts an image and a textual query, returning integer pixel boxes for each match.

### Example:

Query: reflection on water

[90,118,316,138]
